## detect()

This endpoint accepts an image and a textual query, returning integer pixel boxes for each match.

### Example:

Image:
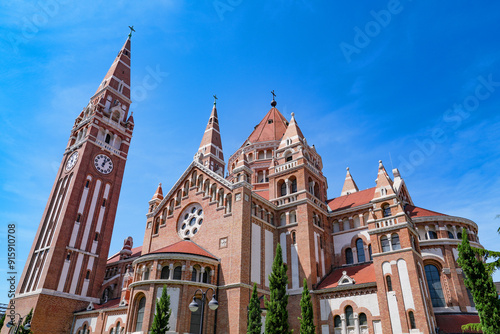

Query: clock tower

[9,35,135,333]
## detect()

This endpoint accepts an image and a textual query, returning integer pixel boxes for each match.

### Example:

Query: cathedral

[6,35,484,334]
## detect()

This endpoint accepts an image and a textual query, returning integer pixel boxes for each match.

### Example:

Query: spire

[197,99,225,175]
[341,167,359,196]
[151,182,163,200]
[94,35,132,102]
[374,160,394,198]
[277,112,305,149]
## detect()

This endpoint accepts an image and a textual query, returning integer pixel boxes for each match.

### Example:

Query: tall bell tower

[9,34,135,333]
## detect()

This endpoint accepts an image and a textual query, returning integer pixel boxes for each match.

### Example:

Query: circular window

[178,203,204,239]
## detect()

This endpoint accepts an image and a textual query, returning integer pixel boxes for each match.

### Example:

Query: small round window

[178,203,204,238]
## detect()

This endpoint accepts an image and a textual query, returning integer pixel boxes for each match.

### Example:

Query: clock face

[94,154,114,174]
[65,151,79,171]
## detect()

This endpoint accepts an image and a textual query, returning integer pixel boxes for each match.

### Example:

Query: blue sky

[1,1,500,303]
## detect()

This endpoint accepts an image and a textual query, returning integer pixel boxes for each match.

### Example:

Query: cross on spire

[128,26,135,38]
[213,94,218,106]
[271,90,276,100]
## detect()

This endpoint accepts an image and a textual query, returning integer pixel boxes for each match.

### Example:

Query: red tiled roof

[150,240,218,260]
[245,107,288,145]
[406,204,447,218]
[107,246,142,264]
[435,314,481,333]
[316,263,375,290]
[327,187,375,212]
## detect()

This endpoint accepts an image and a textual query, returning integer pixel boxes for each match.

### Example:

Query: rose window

[178,203,204,238]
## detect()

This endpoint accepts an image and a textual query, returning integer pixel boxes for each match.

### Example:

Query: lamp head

[189,297,199,312]
[6,320,15,328]
[208,295,219,310]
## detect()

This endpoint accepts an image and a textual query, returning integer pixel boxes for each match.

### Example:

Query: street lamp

[6,313,31,334]
[189,287,219,334]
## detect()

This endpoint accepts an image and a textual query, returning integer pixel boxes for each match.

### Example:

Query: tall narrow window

[334,315,341,329]
[191,267,198,282]
[391,234,401,250]
[359,313,367,327]
[280,182,287,196]
[381,236,391,252]
[85,180,90,188]
[409,311,416,329]
[368,244,373,260]
[292,231,296,244]
[345,306,354,327]
[85,270,90,279]
[424,264,446,307]
[203,267,211,283]
[345,248,353,264]
[160,266,170,279]
[291,178,297,193]
[105,133,111,144]
[135,297,146,331]
[386,275,393,291]
[173,266,182,280]
[356,238,365,263]
[382,204,391,217]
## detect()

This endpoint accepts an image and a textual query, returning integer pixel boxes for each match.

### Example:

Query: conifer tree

[248,283,262,334]
[151,285,171,334]
[298,278,315,334]
[457,229,500,334]
[265,243,292,334]
[18,308,33,334]
[0,314,5,330]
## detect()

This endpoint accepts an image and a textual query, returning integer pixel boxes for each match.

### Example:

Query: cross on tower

[128,26,136,38]
[271,90,276,100]
[213,94,218,106]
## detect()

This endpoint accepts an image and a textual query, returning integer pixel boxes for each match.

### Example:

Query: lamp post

[188,287,219,334]
[6,313,31,334]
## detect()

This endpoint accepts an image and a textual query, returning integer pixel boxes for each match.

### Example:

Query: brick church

[6,35,483,334]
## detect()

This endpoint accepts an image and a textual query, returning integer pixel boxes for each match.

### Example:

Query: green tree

[248,283,262,334]
[150,285,171,334]
[0,313,5,329]
[265,243,292,334]
[457,229,500,334]
[18,308,33,334]
[298,278,315,334]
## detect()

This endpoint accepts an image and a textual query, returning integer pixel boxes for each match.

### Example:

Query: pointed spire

[341,167,359,196]
[197,98,225,174]
[375,160,394,197]
[245,106,288,145]
[152,183,163,200]
[94,36,132,101]
[277,112,305,150]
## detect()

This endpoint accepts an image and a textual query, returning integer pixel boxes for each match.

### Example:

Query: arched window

[345,306,354,327]
[105,133,111,144]
[292,231,297,244]
[457,231,463,239]
[291,178,297,193]
[333,221,340,233]
[154,221,160,235]
[368,244,373,260]
[356,238,365,263]
[160,266,170,279]
[143,267,149,280]
[203,267,211,283]
[424,264,445,307]
[382,204,391,217]
[428,231,438,239]
[280,182,287,196]
[409,311,416,329]
[191,266,199,282]
[386,275,393,291]
[289,211,297,224]
[173,266,182,280]
[345,248,353,264]
[359,313,367,327]
[381,235,391,252]
[280,214,286,226]
[334,315,341,328]
[135,296,146,331]
[447,231,455,239]
[189,297,202,333]
[391,234,401,250]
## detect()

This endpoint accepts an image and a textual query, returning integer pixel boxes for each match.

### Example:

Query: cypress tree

[457,229,500,334]
[248,283,262,334]
[150,285,172,334]
[298,278,315,334]
[265,243,292,334]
